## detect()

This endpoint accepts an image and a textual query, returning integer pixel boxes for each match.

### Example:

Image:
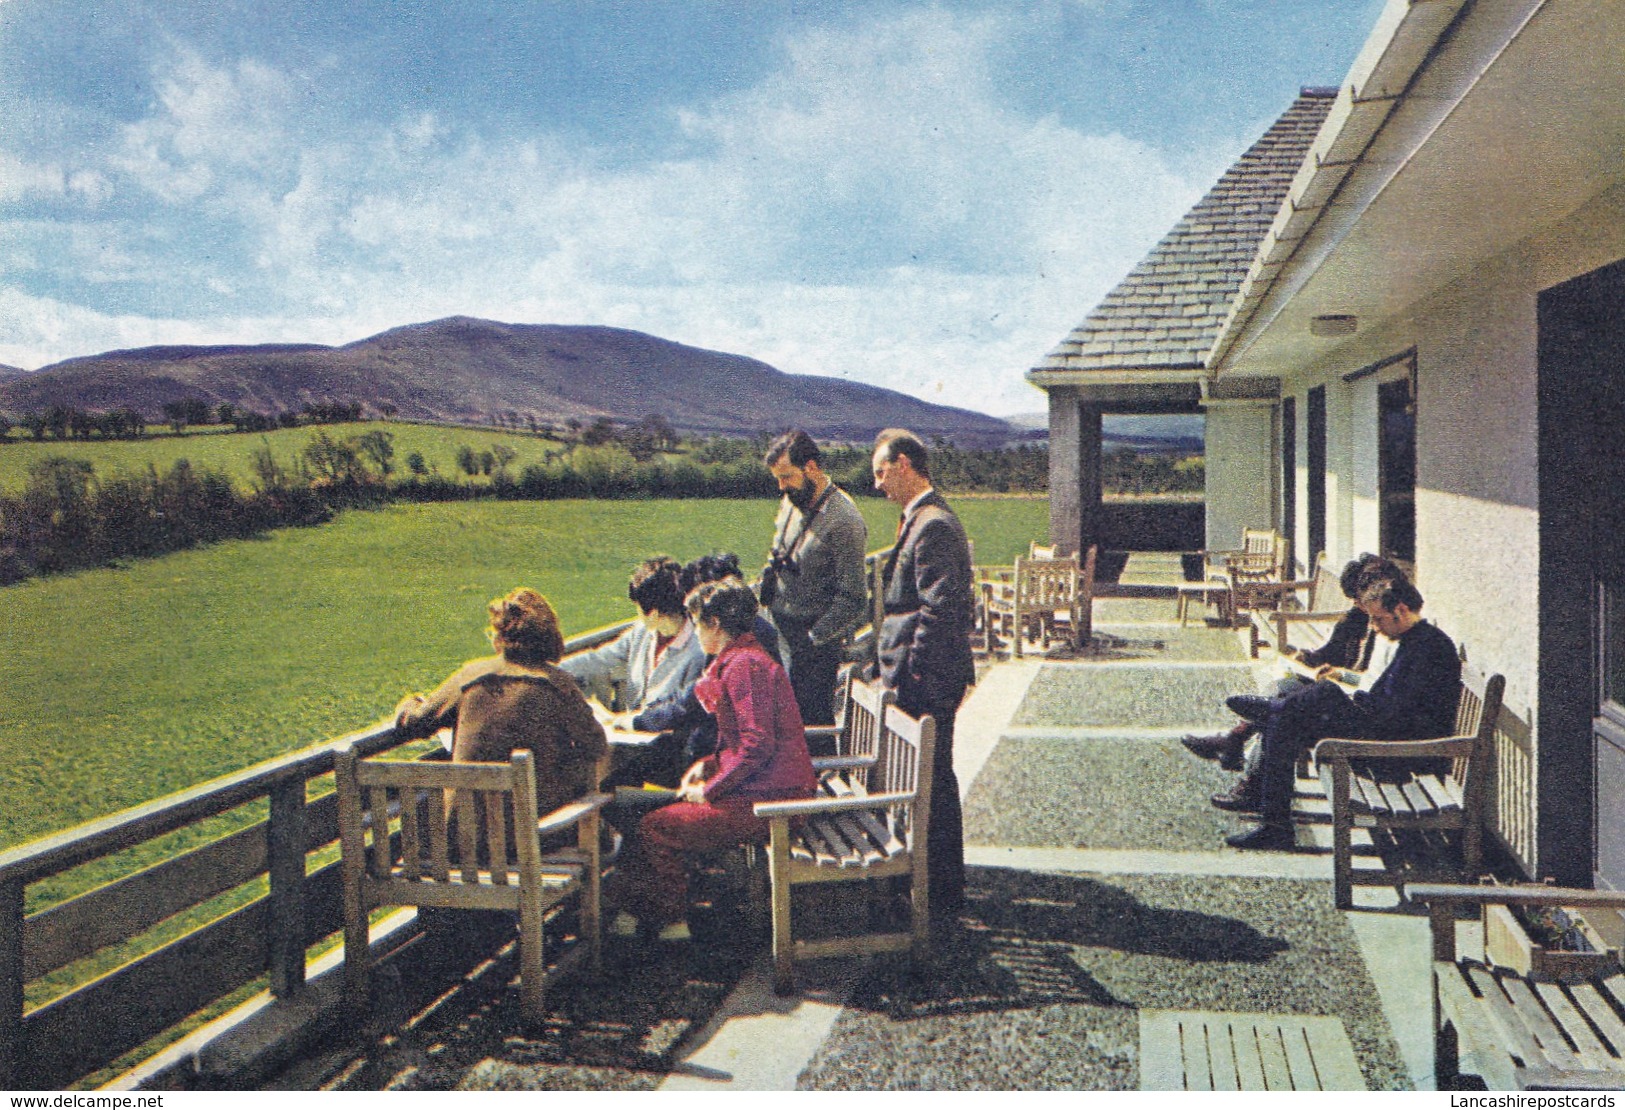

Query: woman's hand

[677,760,708,804]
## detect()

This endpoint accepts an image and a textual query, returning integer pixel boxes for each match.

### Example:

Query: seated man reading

[1220,576,1460,851]
[1182,553,1401,772]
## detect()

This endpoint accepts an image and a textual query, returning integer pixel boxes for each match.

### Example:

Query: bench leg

[518,893,546,1026]
[1330,761,1354,910]
[769,821,795,995]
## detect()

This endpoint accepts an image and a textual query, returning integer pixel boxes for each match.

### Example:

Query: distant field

[0,494,1046,850]
[0,421,568,494]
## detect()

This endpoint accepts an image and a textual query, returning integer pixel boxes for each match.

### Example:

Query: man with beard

[761,429,869,733]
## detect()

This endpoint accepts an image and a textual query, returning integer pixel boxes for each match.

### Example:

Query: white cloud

[1,8,1223,416]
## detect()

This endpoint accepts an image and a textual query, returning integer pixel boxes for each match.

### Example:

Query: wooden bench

[1314,658,1505,909]
[336,748,609,1025]
[755,681,933,995]
[1139,1009,1366,1090]
[1248,551,1346,659]
[1410,883,1625,1090]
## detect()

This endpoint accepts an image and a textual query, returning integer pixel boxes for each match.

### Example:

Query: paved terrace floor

[233,553,1468,1092]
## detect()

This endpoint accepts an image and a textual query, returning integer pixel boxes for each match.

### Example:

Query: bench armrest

[1314,736,1477,761]
[753,790,914,818]
[804,725,841,744]
[812,754,878,773]
[1276,609,1352,624]
[536,791,611,838]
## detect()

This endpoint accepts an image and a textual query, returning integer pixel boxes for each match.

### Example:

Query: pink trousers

[625,800,769,927]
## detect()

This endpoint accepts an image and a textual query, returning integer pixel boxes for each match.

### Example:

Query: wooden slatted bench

[1139,1010,1367,1090]
[1411,883,1625,1090]
[756,681,934,994]
[1251,551,1343,659]
[1314,659,1505,909]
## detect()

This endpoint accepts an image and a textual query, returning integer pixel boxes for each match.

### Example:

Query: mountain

[0,364,25,383]
[0,317,1014,445]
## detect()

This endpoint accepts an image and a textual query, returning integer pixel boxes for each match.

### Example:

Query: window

[1307,386,1327,560]
[1281,396,1297,566]
[1377,375,1416,563]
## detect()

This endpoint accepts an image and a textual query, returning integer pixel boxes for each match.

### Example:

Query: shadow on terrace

[1,553,1450,1092]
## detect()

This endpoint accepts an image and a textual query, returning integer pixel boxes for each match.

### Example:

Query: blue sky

[0,0,1387,415]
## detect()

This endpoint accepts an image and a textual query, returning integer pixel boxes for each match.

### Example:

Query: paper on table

[590,698,663,746]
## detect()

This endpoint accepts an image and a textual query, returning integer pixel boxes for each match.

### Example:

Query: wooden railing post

[0,877,23,1088]
[267,776,308,998]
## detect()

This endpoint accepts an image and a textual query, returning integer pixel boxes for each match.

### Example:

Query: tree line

[0,400,371,441]
[0,422,1201,586]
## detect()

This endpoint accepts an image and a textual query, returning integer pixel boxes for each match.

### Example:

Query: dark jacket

[1300,606,1372,670]
[876,489,976,711]
[395,656,607,818]
[1351,620,1461,740]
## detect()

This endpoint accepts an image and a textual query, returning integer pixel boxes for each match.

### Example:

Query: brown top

[395,655,608,817]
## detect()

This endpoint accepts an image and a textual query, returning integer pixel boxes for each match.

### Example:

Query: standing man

[762,430,869,730]
[871,428,976,922]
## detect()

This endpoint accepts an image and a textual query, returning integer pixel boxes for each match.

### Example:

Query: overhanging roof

[1211,0,1625,374]
[1028,88,1337,391]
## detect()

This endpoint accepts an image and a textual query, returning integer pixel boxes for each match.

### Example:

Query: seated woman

[611,580,816,942]
[560,555,707,717]
[393,588,608,849]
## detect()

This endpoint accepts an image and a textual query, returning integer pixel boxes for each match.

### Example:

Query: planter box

[1484,903,1620,980]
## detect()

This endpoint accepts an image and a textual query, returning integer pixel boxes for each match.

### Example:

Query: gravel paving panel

[798,871,1408,1091]
[1011,666,1243,730]
[964,737,1241,850]
[1093,598,1179,624]
[1086,628,1249,663]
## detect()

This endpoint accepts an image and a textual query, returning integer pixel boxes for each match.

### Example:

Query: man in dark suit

[871,428,976,921]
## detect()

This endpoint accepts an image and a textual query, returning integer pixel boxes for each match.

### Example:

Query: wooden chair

[1411,883,1625,1090]
[1222,529,1289,619]
[336,748,609,1025]
[755,697,934,995]
[984,545,1096,657]
[1314,658,1505,909]
[1262,551,1342,653]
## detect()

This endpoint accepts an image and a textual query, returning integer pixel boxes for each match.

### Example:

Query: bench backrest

[876,702,936,853]
[1012,554,1081,608]
[337,749,545,893]
[1029,542,1058,560]
[832,673,891,770]
[1304,552,1340,611]
[1454,658,1507,791]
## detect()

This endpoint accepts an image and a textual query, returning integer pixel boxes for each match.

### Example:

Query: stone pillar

[1047,389,1103,556]
[1203,398,1277,552]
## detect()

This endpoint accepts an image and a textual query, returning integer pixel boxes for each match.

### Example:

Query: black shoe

[1225,694,1273,723]
[1210,778,1261,813]
[1182,732,1245,772]
[1225,823,1295,851]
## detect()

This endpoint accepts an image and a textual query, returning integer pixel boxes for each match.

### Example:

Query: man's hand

[677,779,707,805]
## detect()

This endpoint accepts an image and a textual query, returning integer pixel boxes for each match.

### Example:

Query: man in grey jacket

[762,430,869,729]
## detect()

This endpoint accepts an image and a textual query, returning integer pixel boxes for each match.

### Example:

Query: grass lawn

[0,494,1048,851]
[0,421,569,494]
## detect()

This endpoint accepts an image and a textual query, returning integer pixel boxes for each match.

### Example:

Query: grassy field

[0,421,569,493]
[0,494,1047,851]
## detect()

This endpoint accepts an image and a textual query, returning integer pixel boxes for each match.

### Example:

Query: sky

[0,0,1388,417]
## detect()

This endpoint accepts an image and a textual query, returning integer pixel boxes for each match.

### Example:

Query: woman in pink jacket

[612,579,816,942]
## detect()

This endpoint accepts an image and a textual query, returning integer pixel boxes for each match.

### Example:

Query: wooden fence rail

[0,544,899,1090]
[0,623,627,1090]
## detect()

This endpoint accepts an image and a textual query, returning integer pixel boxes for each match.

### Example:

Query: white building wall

[1202,399,1276,551]
[1251,183,1625,871]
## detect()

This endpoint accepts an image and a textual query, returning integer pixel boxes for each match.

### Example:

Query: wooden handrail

[0,617,631,1090]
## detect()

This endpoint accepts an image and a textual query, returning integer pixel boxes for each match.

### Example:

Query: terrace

[2,552,1462,1091]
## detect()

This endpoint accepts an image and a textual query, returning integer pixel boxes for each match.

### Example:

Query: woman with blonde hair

[394,588,607,819]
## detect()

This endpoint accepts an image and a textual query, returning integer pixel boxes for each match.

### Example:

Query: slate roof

[1033,87,1337,375]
